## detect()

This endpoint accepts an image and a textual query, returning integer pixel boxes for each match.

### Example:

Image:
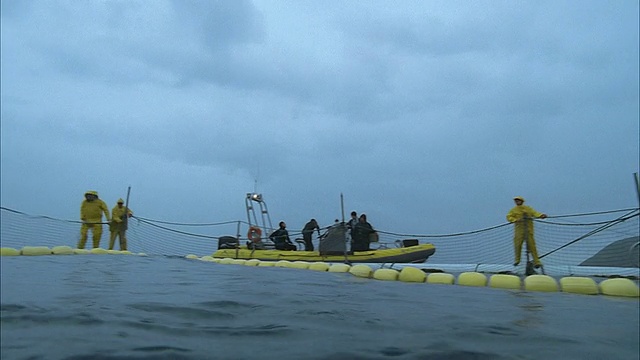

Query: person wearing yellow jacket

[506,196,547,267]
[79,190,111,249]
[109,198,133,251]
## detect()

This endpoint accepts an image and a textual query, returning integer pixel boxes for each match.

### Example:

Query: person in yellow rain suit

[506,196,547,268]
[79,191,111,249]
[109,198,133,251]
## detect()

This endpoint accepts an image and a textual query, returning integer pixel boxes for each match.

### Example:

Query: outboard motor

[218,236,239,250]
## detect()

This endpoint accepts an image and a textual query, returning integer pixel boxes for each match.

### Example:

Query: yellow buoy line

[0,246,146,256]
[2,246,637,298]
[197,256,639,298]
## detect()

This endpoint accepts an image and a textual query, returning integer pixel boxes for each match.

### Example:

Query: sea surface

[1,255,638,360]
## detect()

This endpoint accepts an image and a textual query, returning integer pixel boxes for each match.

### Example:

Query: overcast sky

[1,0,638,237]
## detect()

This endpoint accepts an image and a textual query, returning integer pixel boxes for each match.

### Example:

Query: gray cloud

[1,0,638,238]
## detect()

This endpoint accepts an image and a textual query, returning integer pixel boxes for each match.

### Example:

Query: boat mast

[634,172,639,208]
[340,192,349,264]
[123,186,132,228]
[340,192,345,223]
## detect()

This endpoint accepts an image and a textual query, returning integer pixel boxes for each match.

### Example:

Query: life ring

[247,226,262,243]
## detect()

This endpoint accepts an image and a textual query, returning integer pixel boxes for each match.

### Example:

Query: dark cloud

[170,0,264,50]
[1,0,638,237]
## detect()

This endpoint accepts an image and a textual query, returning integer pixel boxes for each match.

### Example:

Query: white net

[1,207,638,270]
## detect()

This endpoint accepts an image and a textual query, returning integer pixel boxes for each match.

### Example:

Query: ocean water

[1,255,638,360]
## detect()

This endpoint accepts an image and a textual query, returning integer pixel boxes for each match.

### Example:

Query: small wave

[132,345,191,353]
[128,302,237,320]
[309,349,507,360]
[65,353,194,360]
[1,303,103,326]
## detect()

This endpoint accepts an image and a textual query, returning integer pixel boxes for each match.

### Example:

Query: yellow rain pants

[109,227,127,251]
[79,222,103,249]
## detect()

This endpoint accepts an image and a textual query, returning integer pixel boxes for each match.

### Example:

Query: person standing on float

[506,196,547,268]
[78,190,111,249]
[109,198,133,251]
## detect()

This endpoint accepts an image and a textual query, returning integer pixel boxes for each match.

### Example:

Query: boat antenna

[340,192,345,223]
[340,192,350,265]
[253,162,261,194]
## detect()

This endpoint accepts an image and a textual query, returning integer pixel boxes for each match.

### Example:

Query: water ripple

[1,255,637,360]
[128,302,238,320]
[1,304,103,326]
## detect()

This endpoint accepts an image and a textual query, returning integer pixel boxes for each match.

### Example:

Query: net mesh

[389,210,640,268]
[1,207,638,270]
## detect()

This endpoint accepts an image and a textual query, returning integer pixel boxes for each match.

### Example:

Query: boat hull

[212,243,436,263]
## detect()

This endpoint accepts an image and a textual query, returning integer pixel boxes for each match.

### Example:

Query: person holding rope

[507,196,547,268]
[108,198,133,251]
[78,190,111,249]
[301,218,321,251]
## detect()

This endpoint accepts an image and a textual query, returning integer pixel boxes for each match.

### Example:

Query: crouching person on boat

[269,221,297,251]
[78,190,111,249]
[351,214,376,252]
[109,198,133,251]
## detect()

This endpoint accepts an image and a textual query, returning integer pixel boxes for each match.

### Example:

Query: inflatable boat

[213,222,436,264]
[214,193,436,263]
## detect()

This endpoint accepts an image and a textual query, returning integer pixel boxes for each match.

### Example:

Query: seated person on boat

[269,221,297,251]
